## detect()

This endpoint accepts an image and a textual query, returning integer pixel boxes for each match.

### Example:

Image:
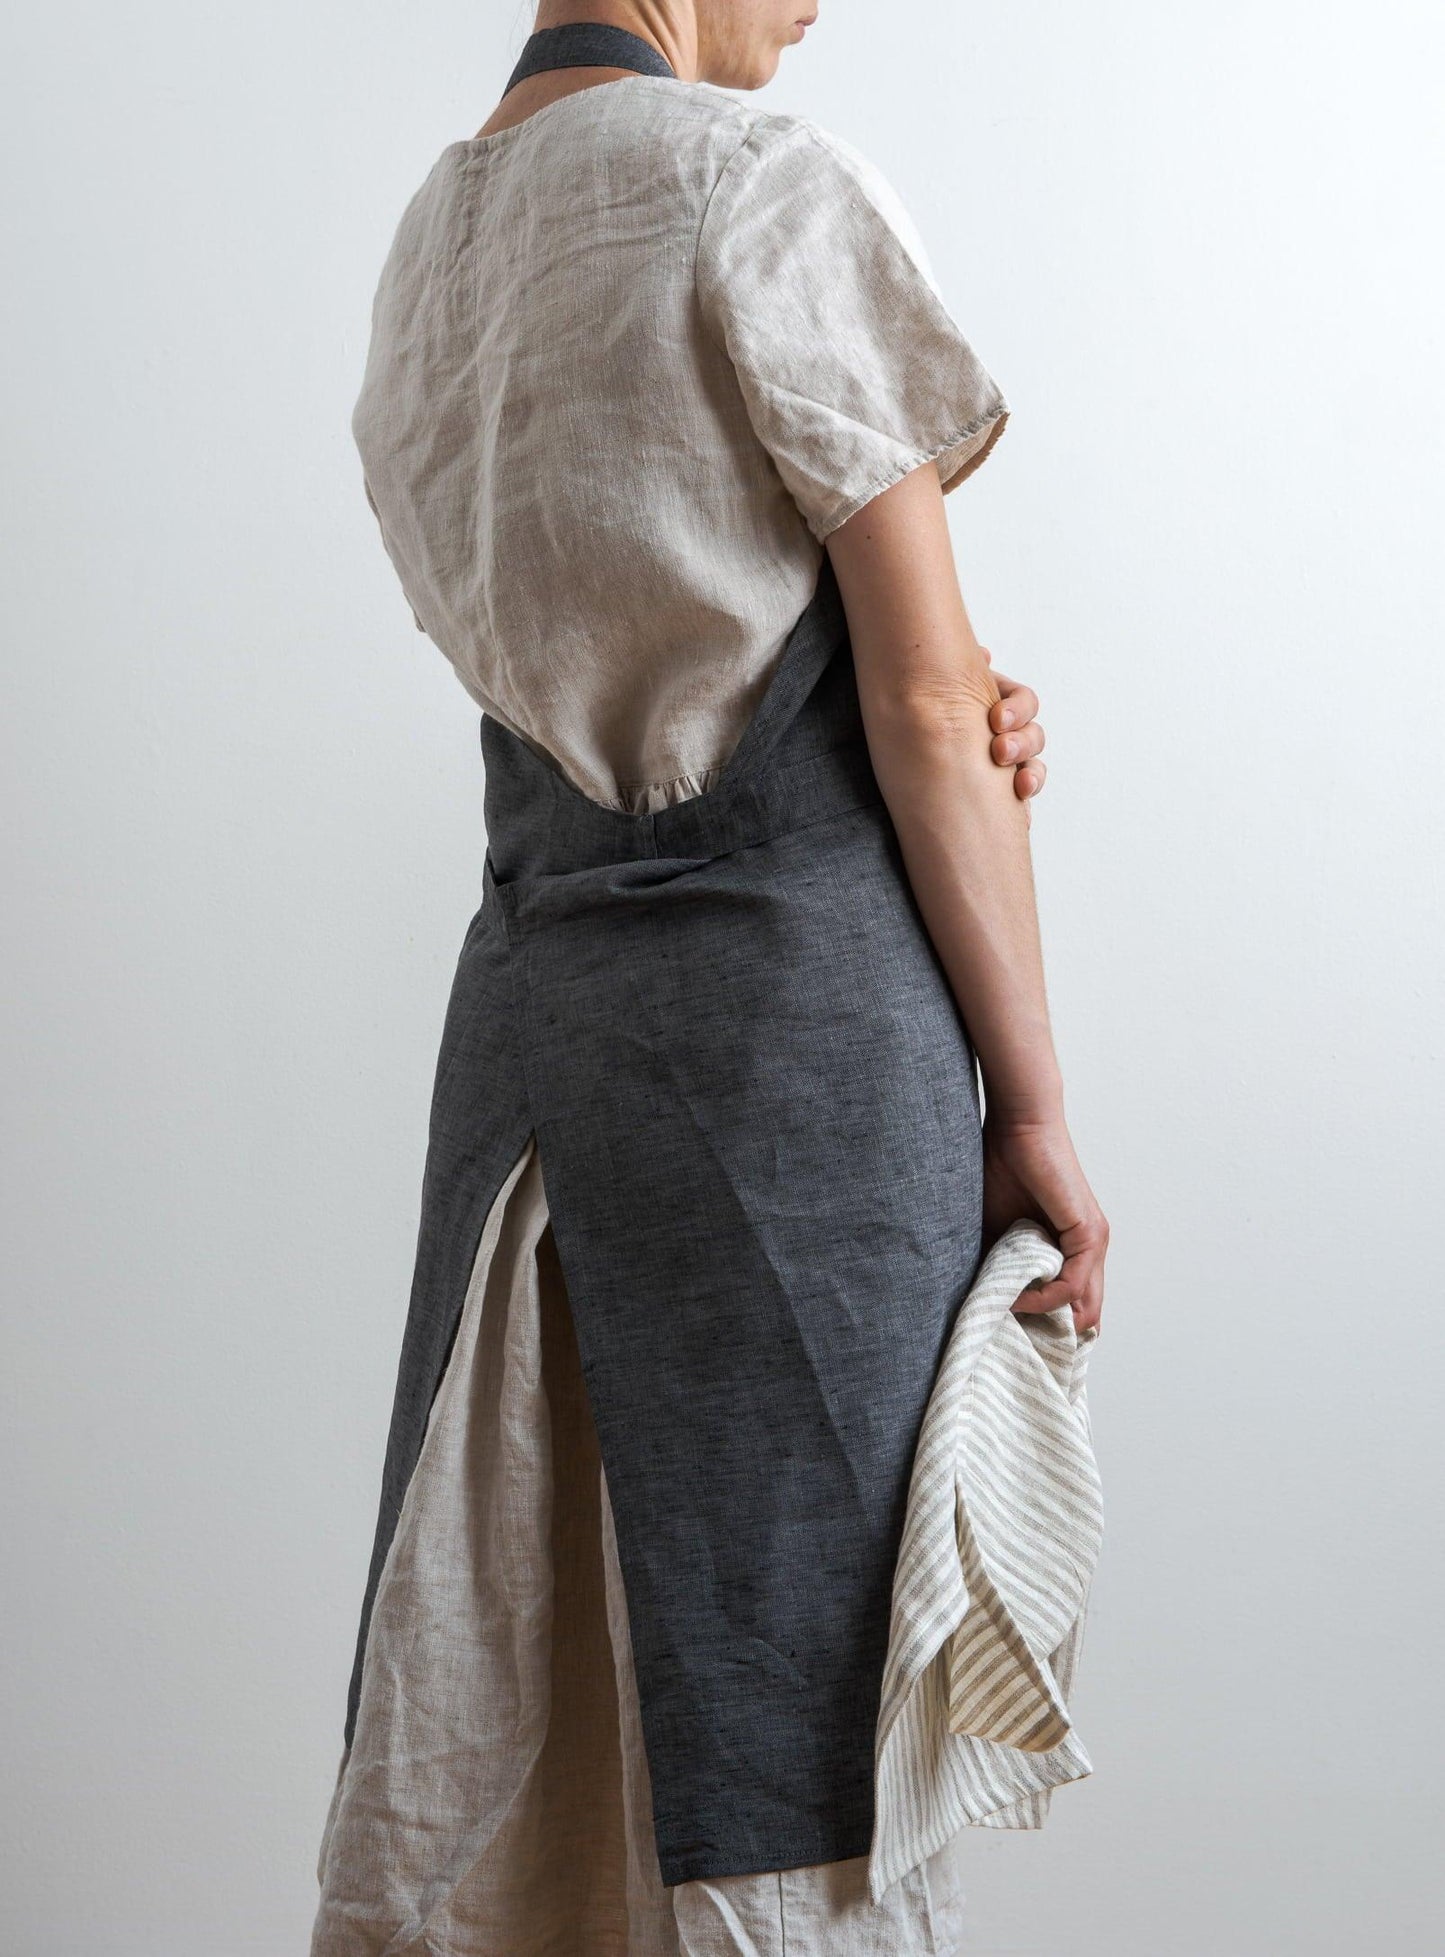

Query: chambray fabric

[503,23,677,94]
[343,559,987,1883]
[312,1134,974,1954]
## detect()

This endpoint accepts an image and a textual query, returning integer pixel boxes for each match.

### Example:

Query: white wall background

[3,2,1441,1951]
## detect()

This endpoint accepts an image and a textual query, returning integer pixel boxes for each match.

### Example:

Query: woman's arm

[825,462,1107,1330]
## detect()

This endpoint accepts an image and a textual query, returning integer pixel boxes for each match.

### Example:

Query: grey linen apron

[341,556,987,1885]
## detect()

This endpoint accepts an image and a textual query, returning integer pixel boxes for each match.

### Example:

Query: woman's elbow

[860,667,1002,760]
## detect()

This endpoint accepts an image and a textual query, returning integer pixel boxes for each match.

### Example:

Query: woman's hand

[981,1110,1109,1333]
[984,654,1047,814]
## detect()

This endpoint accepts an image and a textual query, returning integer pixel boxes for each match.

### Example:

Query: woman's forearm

[861,685,1063,1119]
[826,464,1064,1121]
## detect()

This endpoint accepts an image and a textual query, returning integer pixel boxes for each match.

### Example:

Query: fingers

[1072,1259,1104,1334]
[1009,1262,1102,1329]
[1009,1218,1109,1334]
[990,718,1045,771]
[988,674,1038,733]
[1015,757,1047,801]
[1010,1273,1064,1314]
[988,676,1047,801]
[992,719,1047,802]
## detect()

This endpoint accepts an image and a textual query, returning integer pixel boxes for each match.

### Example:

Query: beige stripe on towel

[869,1218,1103,1903]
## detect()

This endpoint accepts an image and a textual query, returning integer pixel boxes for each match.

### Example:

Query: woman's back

[352,74,1008,809]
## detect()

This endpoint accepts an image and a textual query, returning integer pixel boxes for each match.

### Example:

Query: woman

[312,4,1108,1952]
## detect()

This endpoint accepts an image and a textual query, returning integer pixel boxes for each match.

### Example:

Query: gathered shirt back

[352,74,1009,812]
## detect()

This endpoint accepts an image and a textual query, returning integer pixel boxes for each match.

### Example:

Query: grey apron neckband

[502,22,677,95]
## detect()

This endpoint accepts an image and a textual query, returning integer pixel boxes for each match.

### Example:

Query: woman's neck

[471,7,694,143]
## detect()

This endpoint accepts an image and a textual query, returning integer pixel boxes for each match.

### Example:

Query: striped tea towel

[868,1216,1103,1902]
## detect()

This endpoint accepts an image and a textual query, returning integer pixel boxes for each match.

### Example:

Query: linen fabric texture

[350,75,1009,811]
[869,1219,1101,1901]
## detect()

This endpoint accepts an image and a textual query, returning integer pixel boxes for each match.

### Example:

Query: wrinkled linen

[869,1221,1101,1901]
[351,74,1008,812]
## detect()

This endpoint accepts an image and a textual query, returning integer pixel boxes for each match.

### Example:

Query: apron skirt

[341,559,987,1885]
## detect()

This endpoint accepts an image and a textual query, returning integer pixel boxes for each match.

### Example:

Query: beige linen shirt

[350,74,1008,811]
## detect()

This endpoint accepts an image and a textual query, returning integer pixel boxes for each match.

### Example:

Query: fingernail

[999,709,1015,729]
[1003,739,1017,760]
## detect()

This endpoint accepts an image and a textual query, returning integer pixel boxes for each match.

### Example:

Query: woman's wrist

[979,1057,1066,1128]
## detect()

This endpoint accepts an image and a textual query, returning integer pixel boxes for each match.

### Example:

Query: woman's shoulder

[691,99,937,288]
[723,103,880,170]
[642,83,899,201]
[700,98,895,187]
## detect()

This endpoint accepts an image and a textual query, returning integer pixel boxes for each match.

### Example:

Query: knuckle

[1078,1215,1109,1251]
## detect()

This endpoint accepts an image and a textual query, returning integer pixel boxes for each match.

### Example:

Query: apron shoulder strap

[503,23,677,95]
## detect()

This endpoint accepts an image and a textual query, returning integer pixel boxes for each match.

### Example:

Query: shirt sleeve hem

[811,400,1010,544]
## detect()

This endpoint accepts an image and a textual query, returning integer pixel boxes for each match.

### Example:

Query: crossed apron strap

[713,556,851,790]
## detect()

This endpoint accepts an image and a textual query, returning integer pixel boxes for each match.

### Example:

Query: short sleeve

[695,116,1010,543]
